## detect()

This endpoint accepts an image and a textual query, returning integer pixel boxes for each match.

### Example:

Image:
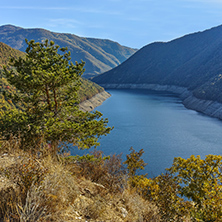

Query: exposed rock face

[79,91,111,112]
[183,96,222,119]
[99,84,222,120]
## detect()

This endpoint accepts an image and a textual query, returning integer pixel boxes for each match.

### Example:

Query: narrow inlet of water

[71,89,222,177]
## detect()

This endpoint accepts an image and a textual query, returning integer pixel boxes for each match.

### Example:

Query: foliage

[3,137,222,221]
[146,174,192,221]
[124,147,147,177]
[7,157,47,191]
[167,154,222,221]
[0,39,112,150]
[122,152,222,221]
[78,78,104,102]
[0,41,107,112]
[67,150,127,193]
[0,138,160,222]
[122,148,190,221]
[123,147,148,192]
[0,42,25,69]
[0,43,25,113]
[0,25,137,78]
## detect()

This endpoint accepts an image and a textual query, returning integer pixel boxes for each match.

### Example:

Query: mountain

[0,25,137,78]
[0,42,26,112]
[0,42,107,112]
[93,25,222,102]
[0,42,25,69]
[93,25,222,119]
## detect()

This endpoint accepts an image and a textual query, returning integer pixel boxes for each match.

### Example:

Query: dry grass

[0,138,161,221]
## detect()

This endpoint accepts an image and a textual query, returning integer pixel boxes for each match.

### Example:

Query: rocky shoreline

[100,83,222,120]
[79,90,111,112]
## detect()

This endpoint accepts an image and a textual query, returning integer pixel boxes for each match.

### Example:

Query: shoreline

[99,83,222,120]
[79,90,111,112]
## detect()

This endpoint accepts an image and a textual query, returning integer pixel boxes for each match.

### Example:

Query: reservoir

[72,89,222,177]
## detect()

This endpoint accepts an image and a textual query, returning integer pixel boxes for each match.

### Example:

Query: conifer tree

[0,39,112,151]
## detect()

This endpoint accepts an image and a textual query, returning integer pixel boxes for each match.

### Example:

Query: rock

[73,195,93,210]
[92,182,105,189]
[100,83,222,120]
[79,91,111,112]
[119,207,128,218]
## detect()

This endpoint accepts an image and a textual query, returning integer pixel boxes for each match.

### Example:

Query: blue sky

[1,0,222,48]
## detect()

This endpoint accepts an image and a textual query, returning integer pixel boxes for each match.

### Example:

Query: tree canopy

[0,39,112,151]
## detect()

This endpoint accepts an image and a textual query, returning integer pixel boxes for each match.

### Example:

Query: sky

[1,0,222,49]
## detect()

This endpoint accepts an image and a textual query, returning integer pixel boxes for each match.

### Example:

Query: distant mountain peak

[0,24,23,33]
[0,24,137,78]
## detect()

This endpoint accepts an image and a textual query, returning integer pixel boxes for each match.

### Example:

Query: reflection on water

[71,89,222,177]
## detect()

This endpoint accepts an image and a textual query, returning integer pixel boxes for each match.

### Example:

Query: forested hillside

[0,42,105,112]
[0,25,137,78]
[93,24,222,103]
[0,42,26,112]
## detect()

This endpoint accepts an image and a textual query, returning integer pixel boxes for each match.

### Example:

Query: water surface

[71,89,222,177]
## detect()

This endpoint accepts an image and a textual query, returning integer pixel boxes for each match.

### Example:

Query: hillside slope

[0,25,137,78]
[93,25,222,118]
[0,42,25,68]
[0,42,108,112]
[0,42,26,112]
[93,25,222,119]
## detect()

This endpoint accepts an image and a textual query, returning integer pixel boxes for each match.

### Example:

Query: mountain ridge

[93,24,222,119]
[0,25,137,78]
[0,41,109,111]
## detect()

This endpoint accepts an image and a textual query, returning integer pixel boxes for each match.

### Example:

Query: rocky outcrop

[79,91,111,112]
[100,84,222,120]
[183,96,222,119]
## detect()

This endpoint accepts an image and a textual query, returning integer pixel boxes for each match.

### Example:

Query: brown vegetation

[2,137,222,221]
[0,138,160,222]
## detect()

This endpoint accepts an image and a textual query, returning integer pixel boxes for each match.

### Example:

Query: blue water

[71,89,222,177]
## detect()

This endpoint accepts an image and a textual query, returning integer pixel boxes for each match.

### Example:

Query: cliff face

[99,83,222,120]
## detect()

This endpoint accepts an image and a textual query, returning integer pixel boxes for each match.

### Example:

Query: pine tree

[1,39,112,151]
